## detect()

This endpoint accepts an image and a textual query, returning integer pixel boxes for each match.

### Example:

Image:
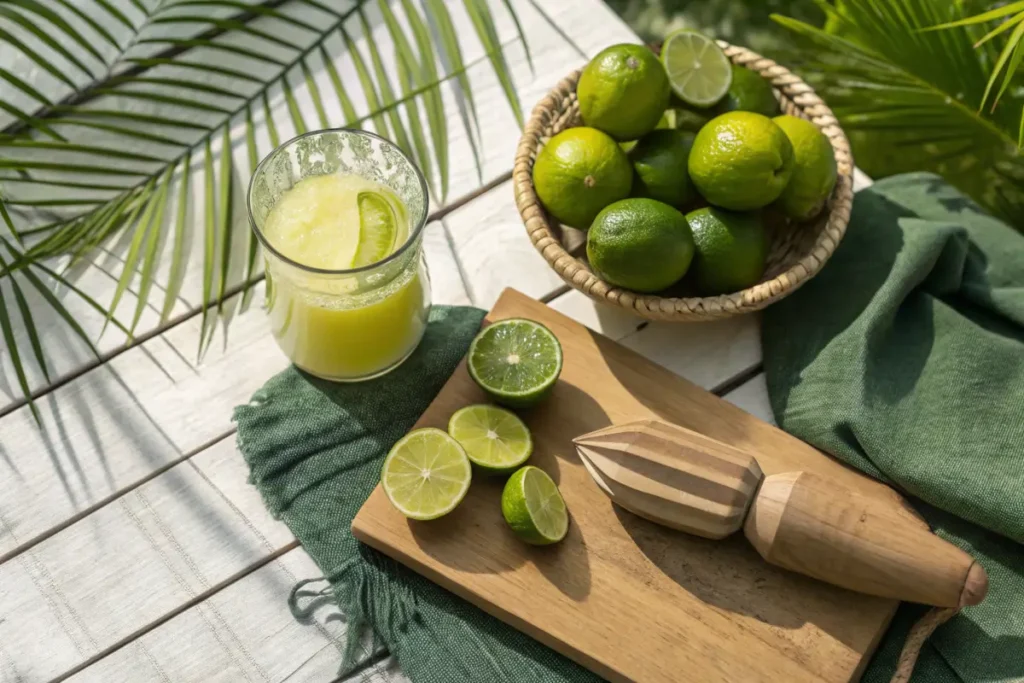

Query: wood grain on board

[353,288,901,683]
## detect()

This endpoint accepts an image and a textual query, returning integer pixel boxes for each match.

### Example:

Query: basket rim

[512,40,855,322]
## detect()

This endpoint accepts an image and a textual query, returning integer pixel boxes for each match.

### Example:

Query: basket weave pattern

[513,42,855,321]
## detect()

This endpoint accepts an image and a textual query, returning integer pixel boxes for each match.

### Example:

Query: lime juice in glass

[247,129,430,381]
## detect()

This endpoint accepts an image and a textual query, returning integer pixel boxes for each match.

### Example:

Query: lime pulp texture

[501,465,569,545]
[448,404,533,474]
[467,319,563,408]
[381,428,472,520]
[660,30,733,109]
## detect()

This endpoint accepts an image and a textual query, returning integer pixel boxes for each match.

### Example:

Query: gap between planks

[49,541,299,683]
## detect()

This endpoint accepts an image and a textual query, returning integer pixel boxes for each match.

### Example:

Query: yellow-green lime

[587,198,695,293]
[381,428,472,521]
[354,191,398,267]
[660,30,733,109]
[772,115,838,220]
[714,64,781,118]
[578,43,670,141]
[448,405,533,474]
[532,127,632,230]
[501,466,568,545]
[629,129,696,207]
[468,319,563,408]
[685,206,767,295]
[688,112,794,210]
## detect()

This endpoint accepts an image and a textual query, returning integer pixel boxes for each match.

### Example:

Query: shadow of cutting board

[353,288,912,683]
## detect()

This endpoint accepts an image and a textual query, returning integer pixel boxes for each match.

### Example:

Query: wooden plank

[353,288,899,683]
[62,547,349,683]
[723,373,775,425]
[548,290,762,391]
[0,437,295,682]
[0,222,466,561]
[443,180,567,308]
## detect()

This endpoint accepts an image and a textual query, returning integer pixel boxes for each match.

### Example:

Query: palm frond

[774,0,1024,228]
[0,0,528,415]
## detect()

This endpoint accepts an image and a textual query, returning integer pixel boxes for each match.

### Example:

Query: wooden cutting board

[352,288,907,683]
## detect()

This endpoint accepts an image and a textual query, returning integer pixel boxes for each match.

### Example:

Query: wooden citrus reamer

[574,419,988,609]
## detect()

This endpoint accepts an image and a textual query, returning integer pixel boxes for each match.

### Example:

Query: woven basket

[513,42,854,321]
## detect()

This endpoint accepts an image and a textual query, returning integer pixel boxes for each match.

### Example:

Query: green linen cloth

[763,173,1024,682]
[235,306,600,683]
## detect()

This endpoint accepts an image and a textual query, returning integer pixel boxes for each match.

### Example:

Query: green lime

[629,129,696,207]
[714,64,781,118]
[685,206,767,295]
[381,428,472,520]
[772,115,838,220]
[688,112,794,210]
[448,405,533,474]
[660,30,733,109]
[354,191,398,267]
[532,127,632,230]
[587,198,695,293]
[501,466,568,545]
[468,319,563,408]
[577,43,670,141]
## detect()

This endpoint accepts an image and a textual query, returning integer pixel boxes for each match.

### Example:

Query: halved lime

[467,319,563,408]
[660,30,733,109]
[501,466,569,545]
[354,191,398,267]
[381,428,472,520]
[448,405,533,474]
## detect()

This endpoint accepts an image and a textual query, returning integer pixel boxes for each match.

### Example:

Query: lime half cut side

[381,428,472,520]
[354,191,398,267]
[501,466,569,545]
[467,318,563,408]
[448,405,533,474]
[660,30,733,108]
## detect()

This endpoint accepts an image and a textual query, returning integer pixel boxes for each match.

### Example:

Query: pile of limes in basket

[532,30,838,296]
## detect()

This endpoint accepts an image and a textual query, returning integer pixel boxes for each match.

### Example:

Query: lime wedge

[448,405,533,474]
[381,428,472,520]
[354,191,398,267]
[501,466,569,545]
[660,30,733,109]
[467,318,563,408]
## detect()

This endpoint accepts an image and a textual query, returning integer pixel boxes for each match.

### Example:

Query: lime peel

[501,465,569,545]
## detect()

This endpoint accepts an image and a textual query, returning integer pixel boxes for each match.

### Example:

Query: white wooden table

[0,2,872,681]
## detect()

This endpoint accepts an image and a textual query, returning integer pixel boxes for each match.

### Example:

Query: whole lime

[773,115,838,220]
[587,198,695,292]
[685,206,767,295]
[532,127,632,230]
[629,129,696,207]
[715,65,781,118]
[578,44,670,142]
[688,112,794,210]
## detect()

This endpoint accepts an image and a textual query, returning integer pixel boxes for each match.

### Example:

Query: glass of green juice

[247,129,430,382]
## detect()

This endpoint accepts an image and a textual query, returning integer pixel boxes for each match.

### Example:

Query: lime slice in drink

[467,318,563,408]
[381,428,472,520]
[501,465,569,545]
[354,191,398,267]
[448,405,533,474]
[660,30,733,109]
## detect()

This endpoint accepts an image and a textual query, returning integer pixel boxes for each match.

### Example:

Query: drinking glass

[247,129,431,381]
